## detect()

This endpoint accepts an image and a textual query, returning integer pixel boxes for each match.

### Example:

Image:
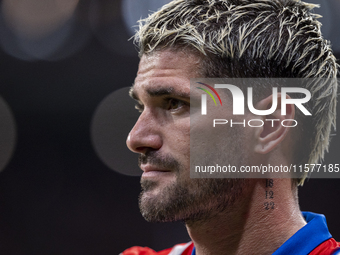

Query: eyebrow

[129,85,190,101]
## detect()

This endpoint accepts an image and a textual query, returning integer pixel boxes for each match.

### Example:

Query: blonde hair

[134,0,338,185]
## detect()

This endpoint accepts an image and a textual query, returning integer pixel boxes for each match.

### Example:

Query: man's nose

[126,111,162,154]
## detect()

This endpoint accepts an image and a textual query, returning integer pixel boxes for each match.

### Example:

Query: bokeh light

[0,0,90,61]
[2,0,79,39]
[91,87,141,176]
[89,0,136,57]
[0,96,16,172]
[122,0,172,36]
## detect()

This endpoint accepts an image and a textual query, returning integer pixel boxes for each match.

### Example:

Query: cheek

[166,116,190,140]
[166,117,190,159]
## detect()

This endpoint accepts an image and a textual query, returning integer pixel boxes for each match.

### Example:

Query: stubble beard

[138,152,247,223]
[138,122,248,223]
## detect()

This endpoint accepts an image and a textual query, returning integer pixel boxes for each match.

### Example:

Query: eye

[168,98,180,109]
[166,98,188,111]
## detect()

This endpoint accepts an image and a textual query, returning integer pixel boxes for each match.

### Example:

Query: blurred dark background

[0,0,339,254]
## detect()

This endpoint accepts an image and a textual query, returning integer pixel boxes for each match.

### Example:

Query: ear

[254,93,295,154]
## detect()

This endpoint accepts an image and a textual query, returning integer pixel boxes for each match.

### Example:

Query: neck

[185,179,306,255]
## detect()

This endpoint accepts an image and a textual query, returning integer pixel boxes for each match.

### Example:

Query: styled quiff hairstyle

[134,0,338,185]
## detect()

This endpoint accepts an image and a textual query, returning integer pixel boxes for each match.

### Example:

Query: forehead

[131,50,201,98]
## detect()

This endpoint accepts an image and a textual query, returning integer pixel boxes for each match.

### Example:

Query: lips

[140,164,171,178]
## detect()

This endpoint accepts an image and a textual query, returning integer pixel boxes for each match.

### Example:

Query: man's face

[127,50,249,222]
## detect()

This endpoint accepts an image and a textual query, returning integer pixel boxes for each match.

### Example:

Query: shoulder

[120,242,194,255]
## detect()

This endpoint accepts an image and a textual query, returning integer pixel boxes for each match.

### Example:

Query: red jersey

[121,212,340,255]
